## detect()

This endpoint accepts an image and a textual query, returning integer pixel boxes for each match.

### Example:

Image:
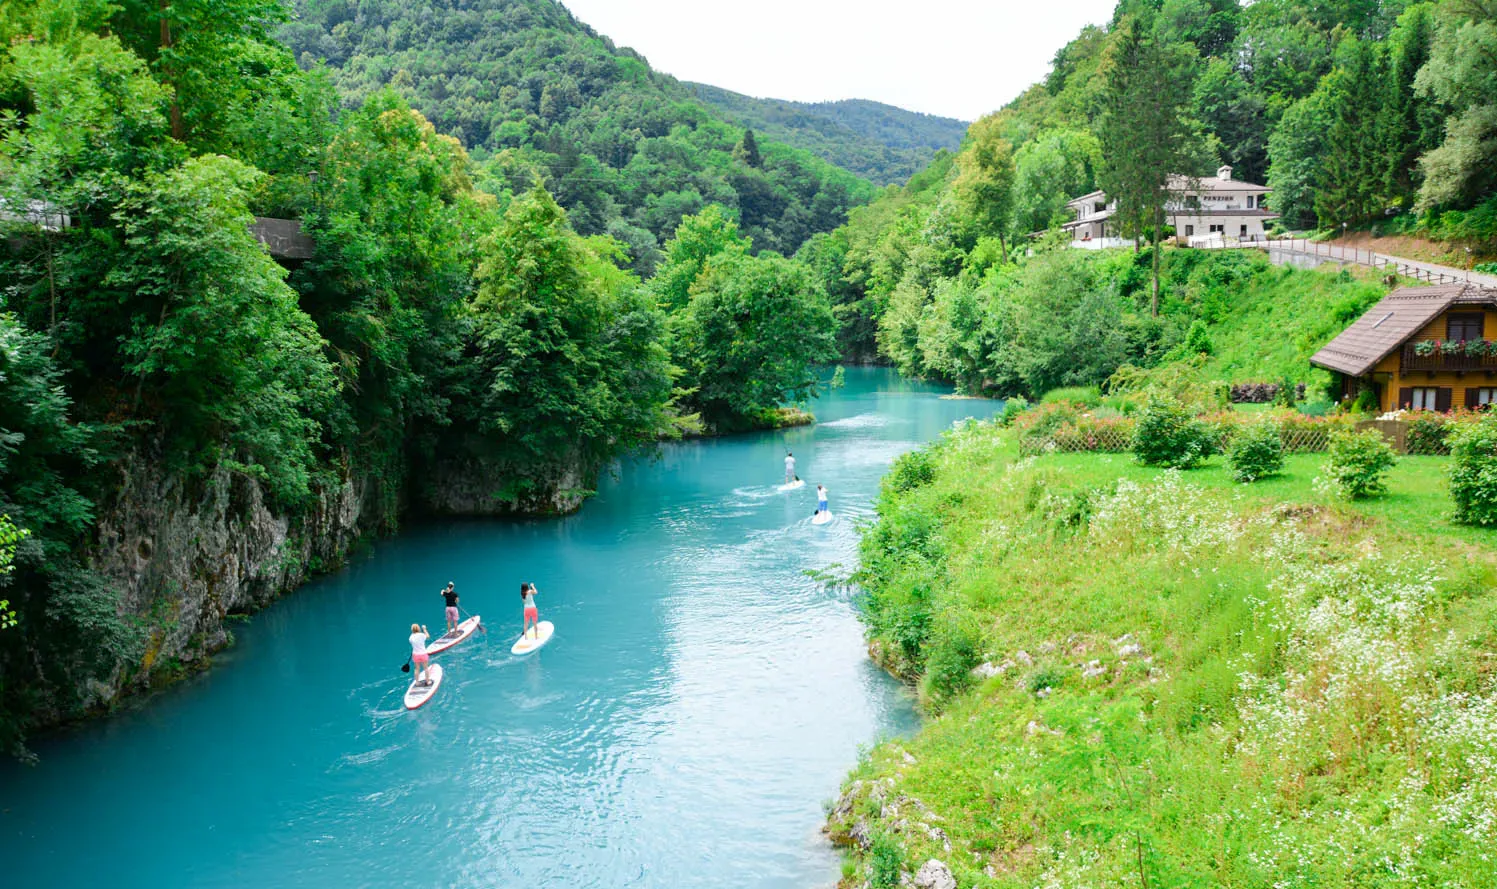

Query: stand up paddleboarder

[439,582,459,636]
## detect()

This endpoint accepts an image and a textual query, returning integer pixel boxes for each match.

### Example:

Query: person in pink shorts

[408,623,431,685]
[521,582,540,639]
[439,582,459,636]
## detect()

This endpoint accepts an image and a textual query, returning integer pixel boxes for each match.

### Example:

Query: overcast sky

[560,0,1117,121]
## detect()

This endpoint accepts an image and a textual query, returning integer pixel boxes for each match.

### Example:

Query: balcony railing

[1401,342,1497,373]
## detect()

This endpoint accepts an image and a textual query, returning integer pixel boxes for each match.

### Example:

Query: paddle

[401,656,411,673]
[459,605,487,634]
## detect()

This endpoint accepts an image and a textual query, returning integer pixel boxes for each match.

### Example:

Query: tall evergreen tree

[1098,14,1204,315]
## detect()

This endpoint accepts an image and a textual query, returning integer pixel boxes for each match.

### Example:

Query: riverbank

[829,420,1497,887]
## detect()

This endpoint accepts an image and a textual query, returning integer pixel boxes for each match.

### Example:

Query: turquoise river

[0,368,999,889]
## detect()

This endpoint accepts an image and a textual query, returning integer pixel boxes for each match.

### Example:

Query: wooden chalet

[1311,282,1497,412]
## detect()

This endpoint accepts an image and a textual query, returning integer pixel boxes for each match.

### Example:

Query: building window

[1185,224,1194,236]
[1240,224,1248,237]
[1469,388,1497,409]
[1209,224,1224,234]
[1094,201,1106,214]
[1410,387,1442,410]
[1247,195,1256,209]
[1448,312,1484,342]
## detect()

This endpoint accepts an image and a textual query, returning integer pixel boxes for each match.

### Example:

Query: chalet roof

[1309,283,1497,376]
[1065,190,1106,208]
[1167,174,1270,194]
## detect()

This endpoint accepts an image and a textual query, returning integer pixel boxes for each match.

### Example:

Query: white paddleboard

[511,621,555,656]
[403,663,444,710]
[812,510,833,525]
[426,615,481,656]
[778,479,806,491]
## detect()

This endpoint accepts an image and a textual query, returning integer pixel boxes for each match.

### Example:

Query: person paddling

[784,451,796,484]
[440,582,460,636]
[816,483,829,515]
[409,623,432,686]
[521,582,540,639]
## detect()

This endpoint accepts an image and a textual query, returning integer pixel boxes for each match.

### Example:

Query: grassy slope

[830,423,1497,887]
[1148,250,1389,391]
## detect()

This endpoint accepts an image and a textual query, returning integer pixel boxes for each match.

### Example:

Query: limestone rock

[913,858,957,889]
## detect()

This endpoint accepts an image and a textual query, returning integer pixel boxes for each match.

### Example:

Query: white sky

[560,0,1118,122]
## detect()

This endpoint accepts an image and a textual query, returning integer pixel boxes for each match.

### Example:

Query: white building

[1062,166,1279,246]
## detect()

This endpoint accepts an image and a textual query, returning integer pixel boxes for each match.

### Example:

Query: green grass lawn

[832,423,1497,888]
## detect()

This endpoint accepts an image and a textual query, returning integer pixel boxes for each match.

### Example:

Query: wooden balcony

[1402,342,1497,374]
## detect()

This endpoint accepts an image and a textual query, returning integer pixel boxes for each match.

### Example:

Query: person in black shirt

[440,582,460,636]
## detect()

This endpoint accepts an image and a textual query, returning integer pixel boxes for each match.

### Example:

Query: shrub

[921,615,982,706]
[1228,421,1285,482]
[1298,397,1334,417]
[888,448,937,493]
[1406,411,1451,455]
[1132,397,1214,468]
[998,395,1031,427]
[1448,416,1497,525]
[1273,377,1298,408]
[1324,427,1397,499]
[1041,386,1102,408]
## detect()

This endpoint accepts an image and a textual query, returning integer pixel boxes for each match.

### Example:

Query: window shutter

[1398,387,1412,409]
[1436,387,1453,412]
[1467,388,1482,409]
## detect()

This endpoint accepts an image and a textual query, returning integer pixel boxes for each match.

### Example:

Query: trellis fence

[1019,415,1456,457]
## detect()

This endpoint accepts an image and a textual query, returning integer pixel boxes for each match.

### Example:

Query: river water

[0,368,998,889]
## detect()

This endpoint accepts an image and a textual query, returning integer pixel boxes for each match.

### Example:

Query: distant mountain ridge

[278,0,875,258]
[688,84,969,186]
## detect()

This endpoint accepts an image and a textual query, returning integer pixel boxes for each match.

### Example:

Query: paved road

[1262,238,1497,289]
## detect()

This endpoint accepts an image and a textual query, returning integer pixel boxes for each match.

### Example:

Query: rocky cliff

[83,450,378,711]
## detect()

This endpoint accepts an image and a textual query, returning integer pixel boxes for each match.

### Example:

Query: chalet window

[1185,224,1194,236]
[1466,388,1497,409]
[1401,387,1452,411]
[1448,312,1484,342]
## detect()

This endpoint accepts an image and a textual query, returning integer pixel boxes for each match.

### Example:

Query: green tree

[465,186,674,468]
[1098,14,1206,315]
[1011,129,1102,236]
[952,114,1017,258]
[0,516,25,629]
[673,252,839,429]
[734,127,763,168]
[107,154,340,506]
[1413,0,1497,210]
[650,205,750,311]
[1267,89,1335,228]
[1194,58,1267,184]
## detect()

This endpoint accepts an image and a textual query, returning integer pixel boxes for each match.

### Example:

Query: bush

[1406,411,1451,455]
[888,448,937,493]
[1228,421,1285,483]
[921,615,982,706]
[1448,416,1497,525]
[998,395,1031,427]
[1273,377,1298,408]
[1324,427,1397,499]
[1132,398,1214,468]
[1041,386,1102,408]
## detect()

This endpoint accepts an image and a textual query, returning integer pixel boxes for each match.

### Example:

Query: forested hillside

[0,0,840,750]
[688,84,968,185]
[277,0,876,263]
[800,0,1497,389]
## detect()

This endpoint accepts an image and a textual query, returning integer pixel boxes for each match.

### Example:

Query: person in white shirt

[817,484,829,514]
[784,451,796,484]
[409,623,431,685]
